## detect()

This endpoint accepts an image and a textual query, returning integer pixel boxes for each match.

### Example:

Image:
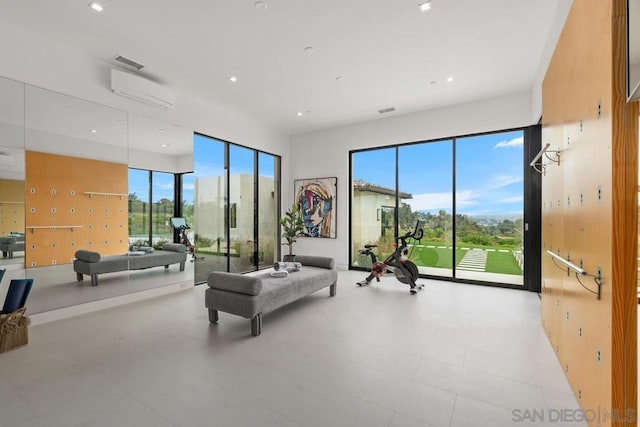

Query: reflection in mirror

[0,81,195,316]
[24,84,129,314]
[0,77,25,281]
[127,114,194,291]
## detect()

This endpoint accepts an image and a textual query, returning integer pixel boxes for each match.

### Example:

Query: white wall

[0,19,550,271]
[0,21,288,158]
[128,148,184,174]
[289,92,535,270]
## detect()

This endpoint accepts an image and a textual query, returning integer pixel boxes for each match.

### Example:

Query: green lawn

[355,241,523,276]
[410,243,522,276]
[408,246,465,269]
[485,251,522,275]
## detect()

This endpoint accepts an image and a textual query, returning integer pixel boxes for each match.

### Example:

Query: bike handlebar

[359,221,424,252]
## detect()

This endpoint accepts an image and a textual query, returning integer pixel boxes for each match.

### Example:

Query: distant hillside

[468,213,523,225]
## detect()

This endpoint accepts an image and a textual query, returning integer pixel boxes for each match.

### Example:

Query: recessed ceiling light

[161,144,170,148]
[91,129,97,133]
[297,112,303,117]
[88,2,104,12]
[304,46,315,55]
[254,1,267,10]
[418,1,431,12]
[229,76,238,83]
[446,76,454,83]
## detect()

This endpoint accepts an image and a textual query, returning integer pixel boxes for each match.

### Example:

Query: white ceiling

[0,0,571,136]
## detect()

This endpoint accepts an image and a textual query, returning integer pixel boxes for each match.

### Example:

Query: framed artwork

[294,177,337,239]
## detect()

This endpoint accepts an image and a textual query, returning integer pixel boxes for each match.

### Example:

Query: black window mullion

[173,174,182,243]
[224,143,230,272]
[452,138,457,278]
[254,151,259,270]
[147,171,153,247]
[523,125,542,292]
[394,146,399,239]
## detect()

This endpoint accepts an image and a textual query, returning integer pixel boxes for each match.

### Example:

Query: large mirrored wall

[0,76,26,272]
[0,75,195,314]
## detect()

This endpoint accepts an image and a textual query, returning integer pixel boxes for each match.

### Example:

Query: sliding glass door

[193,135,226,283]
[258,152,279,268]
[350,129,525,287]
[128,168,176,249]
[351,147,396,267]
[398,140,453,278]
[229,145,255,273]
[455,131,523,285]
[193,133,281,282]
[151,171,175,246]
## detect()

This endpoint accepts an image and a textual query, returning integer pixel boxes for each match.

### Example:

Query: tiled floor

[0,271,584,426]
[0,261,195,315]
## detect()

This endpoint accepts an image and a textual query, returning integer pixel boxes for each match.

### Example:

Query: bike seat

[364,244,377,249]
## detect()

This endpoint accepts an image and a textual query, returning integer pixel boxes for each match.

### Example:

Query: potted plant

[280,203,306,261]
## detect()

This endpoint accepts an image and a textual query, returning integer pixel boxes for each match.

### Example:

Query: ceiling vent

[114,55,144,70]
[110,68,176,110]
[378,107,396,114]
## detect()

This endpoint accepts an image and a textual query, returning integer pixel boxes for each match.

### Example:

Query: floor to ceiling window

[398,140,454,279]
[455,131,524,285]
[128,168,150,247]
[351,147,395,269]
[128,169,178,249]
[193,133,281,283]
[228,144,255,273]
[151,171,175,245]
[350,128,527,287]
[181,173,195,231]
[193,135,226,283]
[258,152,279,268]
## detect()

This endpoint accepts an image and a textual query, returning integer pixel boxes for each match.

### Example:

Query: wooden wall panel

[611,0,639,421]
[541,0,638,425]
[25,151,128,267]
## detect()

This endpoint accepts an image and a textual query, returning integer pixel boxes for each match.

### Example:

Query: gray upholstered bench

[0,235,25,259]
[73,243,187,286]
[206,255,337,336]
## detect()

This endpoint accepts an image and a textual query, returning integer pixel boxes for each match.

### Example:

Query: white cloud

[406,190,476,211]
[183,183,195,191]
[157,182,174,190]
[499,195,524,204]
[488,174,523,189]
[494,136,523,149]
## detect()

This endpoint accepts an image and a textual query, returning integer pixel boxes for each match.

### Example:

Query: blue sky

[353,130,524,216]
[130,131,523,216]
[129,168,177,203]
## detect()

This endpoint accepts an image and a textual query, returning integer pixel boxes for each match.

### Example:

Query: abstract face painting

[294,177,337,238]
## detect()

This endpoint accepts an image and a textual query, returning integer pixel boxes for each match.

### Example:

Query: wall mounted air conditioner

[110,68,176,110]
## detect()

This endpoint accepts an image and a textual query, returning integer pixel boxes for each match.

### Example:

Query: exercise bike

[357,220,425,294]
[170,217,203,262]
